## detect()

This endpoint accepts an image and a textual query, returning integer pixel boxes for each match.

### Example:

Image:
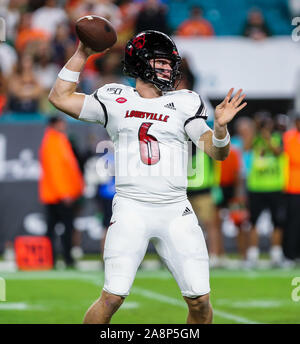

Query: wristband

[212,130,230,147]
[58,67,80,83]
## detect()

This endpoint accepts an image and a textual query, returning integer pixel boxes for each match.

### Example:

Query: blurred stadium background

[1,0,300,324]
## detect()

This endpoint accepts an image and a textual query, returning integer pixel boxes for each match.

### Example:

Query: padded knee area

[104,255,142,297]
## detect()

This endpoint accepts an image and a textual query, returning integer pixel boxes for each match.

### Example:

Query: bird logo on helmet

[123,30,182,92]
[132,34,146,49]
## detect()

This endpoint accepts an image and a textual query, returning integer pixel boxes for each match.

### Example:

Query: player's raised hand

[215,88,247,127]
[77,42,109,58]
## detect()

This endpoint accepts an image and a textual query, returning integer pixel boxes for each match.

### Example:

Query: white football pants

[103,194,210,298]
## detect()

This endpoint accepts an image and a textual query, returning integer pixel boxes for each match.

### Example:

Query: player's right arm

[48,43,107,120]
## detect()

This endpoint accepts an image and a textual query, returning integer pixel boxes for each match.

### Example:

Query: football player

[49,30,246,324]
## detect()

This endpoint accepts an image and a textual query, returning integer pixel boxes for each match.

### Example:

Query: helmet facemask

[144,54,182,92]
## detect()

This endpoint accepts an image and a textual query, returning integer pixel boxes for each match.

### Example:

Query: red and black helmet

[123,30,182,92]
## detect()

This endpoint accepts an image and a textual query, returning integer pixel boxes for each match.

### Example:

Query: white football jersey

[79,83,211,203]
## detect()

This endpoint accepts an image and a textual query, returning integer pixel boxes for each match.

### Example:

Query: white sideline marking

[132,287,260,324]
[121,302,139,310]
[216,299,285,308]
[0,302,45,310]
[212,309,259,324]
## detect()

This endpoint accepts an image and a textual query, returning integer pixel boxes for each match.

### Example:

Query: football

[75,15,117,52]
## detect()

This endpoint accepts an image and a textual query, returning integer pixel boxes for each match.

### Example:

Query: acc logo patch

[116,97,127,103]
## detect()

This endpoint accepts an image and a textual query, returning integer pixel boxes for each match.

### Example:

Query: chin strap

[153,83,163,93]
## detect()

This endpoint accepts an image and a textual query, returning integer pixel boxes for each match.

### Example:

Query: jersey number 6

[138,122,160,165]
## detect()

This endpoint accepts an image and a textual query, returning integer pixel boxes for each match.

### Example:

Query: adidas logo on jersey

[164,102,176,110]
[182,207,192,216]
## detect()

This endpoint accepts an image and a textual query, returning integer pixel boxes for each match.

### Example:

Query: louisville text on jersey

[125,110,169,122]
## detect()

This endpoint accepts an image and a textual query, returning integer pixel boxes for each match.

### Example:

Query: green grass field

[0,267,300,324]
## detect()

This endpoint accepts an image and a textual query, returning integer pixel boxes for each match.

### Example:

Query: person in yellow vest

[282,115,300,260]
[187,144,224,268]
[246,113,287,268]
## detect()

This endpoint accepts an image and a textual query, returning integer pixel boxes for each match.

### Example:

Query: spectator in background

[33,40,60,113]
[69,0,122,31]
[242,8,271,40]
[231,117,255,181]
[283,114,300,261]
[231,117,256,262]
[246,113,286,268]
[33,41,60,91]
[51,23,76,67]
[275,114,290,135]
[176,6,214,37]
[39,116,84,268]
[15,12,50,52]
[135,0,169,35]
[32,0,68,37]
[65,0,81,13]
[8,53,43,113]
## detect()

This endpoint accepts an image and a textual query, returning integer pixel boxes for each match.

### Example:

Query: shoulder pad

[167,89,207,121]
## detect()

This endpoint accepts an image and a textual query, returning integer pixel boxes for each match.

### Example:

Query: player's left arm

[200,88,247,161]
